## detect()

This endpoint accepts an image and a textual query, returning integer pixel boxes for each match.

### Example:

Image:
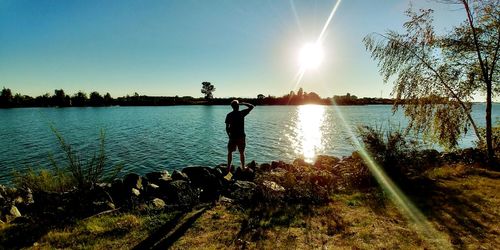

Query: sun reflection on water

[291,105,326,163]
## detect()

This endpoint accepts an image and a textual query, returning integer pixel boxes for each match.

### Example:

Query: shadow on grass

[133,205,211,250]
[0,214,78,249]
[403,176,496,248]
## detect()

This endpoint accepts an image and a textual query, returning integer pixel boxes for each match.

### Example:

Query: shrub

[476,119,500,158]
[357,125,421,181]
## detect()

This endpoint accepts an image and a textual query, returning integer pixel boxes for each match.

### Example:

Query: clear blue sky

[1,0,476,99]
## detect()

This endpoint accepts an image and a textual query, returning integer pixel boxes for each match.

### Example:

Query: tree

[0,87,13,108]
[104,92,113,106]
[53,89,70,107]
[364,0,499,161]
[71,91,88,107]
[201,82,215,99]
[89,91,104,106]
[257,94,265,99]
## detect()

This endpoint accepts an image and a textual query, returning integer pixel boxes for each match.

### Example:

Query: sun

[298,42,324,70]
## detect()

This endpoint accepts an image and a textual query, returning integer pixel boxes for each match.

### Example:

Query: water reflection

[290,105,326,162]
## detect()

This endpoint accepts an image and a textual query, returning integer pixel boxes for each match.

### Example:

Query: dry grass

[170,165,500,249]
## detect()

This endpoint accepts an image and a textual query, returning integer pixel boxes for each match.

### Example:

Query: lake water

[0,104,497,182]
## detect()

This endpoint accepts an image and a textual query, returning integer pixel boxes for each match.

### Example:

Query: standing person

[225,100,254,180]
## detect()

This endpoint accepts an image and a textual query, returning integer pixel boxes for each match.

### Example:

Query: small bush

[357,125,421,181]
[476,120,500,158]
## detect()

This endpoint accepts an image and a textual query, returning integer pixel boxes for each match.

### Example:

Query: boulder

[131,188,141,197]
[160,180,199,206]
[150,198,166,209]
[314,155,341,169]
[110,179,126,205]
[182,166,223,201]
[146,170,171,184]
[229,181,257,203]
[123,173,143,190]
[3,205,21,222]
[258,180,286,201]
[259,163,272,171]
[233,167,255,181]
[171,170,189,181]
[144,183,162,199]
[247,160,258,171]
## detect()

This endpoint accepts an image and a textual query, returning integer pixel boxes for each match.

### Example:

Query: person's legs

[227,139,236,173]
[239,148,245,169]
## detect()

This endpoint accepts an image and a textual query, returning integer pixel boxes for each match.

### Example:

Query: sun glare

[298,42,324,70]
[291,105,325,162]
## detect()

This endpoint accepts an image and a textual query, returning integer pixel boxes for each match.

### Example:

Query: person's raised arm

[240,102,254,111]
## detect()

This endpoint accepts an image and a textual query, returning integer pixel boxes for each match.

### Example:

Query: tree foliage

[201,81,216,99]
[364,0,499,153]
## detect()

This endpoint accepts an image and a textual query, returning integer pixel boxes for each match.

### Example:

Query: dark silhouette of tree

[297,87,304,98]
[0,87,13,108]
[71,91,88,107]
[201,82,215,99]
[89,91,104,106]
[104,92,113,106]
[364,0,499,160]
[52,89,70,107]
[257,94,265,99]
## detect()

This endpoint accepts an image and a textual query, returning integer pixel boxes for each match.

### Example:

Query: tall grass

[13,127,122,193]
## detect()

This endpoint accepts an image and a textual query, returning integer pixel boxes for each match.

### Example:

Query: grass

[12,127,123,193]
[22,210,181,249]
[169,164,500,249]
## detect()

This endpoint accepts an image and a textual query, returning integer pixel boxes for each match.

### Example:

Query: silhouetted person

[225,100,254,179]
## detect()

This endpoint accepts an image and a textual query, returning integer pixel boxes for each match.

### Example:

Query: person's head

[230,100,239,111]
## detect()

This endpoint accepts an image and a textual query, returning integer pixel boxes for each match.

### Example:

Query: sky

[0,0,479,99]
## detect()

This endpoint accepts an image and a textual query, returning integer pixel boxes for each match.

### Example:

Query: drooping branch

[367,32,482,142]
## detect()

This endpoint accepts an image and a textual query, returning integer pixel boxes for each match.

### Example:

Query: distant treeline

[0,87,395,108]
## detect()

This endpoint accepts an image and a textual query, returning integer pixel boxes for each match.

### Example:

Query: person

[225,100,254,180]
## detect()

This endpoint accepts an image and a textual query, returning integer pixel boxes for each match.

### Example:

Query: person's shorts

[228,137,246,152]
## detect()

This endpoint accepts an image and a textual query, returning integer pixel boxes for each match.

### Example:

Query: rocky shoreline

[0,148,489,225]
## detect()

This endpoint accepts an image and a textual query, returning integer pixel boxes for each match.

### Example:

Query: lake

[0,104,497,182]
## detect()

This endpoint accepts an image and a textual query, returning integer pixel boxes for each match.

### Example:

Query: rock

[314,155,341,169]
[131,188,141,197]
[146,170,171,184]
[230,181,257,202]
[233,167,255,181]
[144,183,162,199]
[269,168,288,178]
[0,193,6,207]
[259,180,286,201]
[160,180,199,206]
[3,205,21,222]
[171,170,189,181]
[150,198,166,209]
[247,160,258,171]
[182,166,223,201]
[92,201,115,212]
[219,196,234,204]
[110,179,126,205]
[259,163,272,171]
[123,173,143,190]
